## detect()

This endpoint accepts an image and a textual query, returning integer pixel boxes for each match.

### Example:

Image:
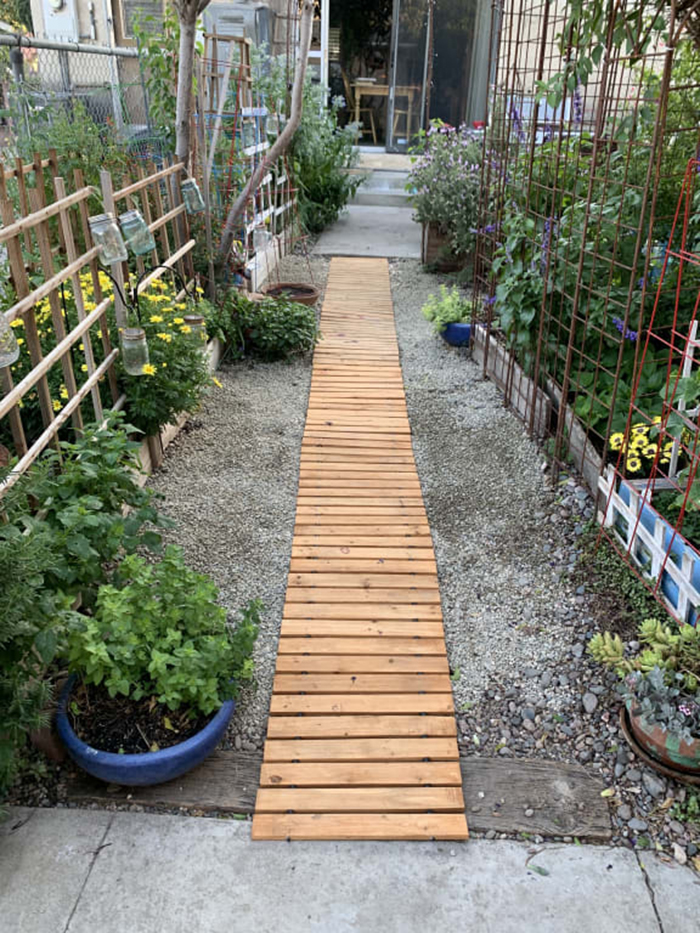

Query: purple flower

[484,295,496,307]
[573,82,583,124]
[612,316,638,342]
[679,703,695,716]
[510,105,526,144]
[540,217,556,274]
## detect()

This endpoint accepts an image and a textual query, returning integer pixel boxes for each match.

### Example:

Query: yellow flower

[10,318,23,328]
[150,315,164,323]
[162,362,167,368]
[179,325,192,334]
[175,302,186,310]
[652,416,662,424]
[149,294,169,303]
[173,317,185,325]
[84,301,97,312]
[142,363,157,376]
[81,364,88,373]
[196,286,204,295]
[16,337,24,346]
[156,332,172,342]
[212,377,223,388]
[79,343,84,351]
[609,433,625,451]
[626,457,642,473]
[631,424,649,436]
[642,444,658,459]
[52,399,62,412]
[60,385,69,400]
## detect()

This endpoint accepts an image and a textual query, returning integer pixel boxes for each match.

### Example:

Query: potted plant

[56,547,260,786]
[590,618,700,774]
[422,285,472,347]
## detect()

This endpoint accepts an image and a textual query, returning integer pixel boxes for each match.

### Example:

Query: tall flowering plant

[408,121,483,258]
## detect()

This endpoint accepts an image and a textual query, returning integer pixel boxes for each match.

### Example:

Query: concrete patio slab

[313,205,421,259]
[0,807,113,933]
[641,855,700,933]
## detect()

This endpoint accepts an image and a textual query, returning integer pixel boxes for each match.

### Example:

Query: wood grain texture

[253,257,467,841]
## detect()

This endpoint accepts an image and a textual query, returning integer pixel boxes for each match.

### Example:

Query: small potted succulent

[56,546,260,786]
[421,285,472,347]
[590,618,700,774]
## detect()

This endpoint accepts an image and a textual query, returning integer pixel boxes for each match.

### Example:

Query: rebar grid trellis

[599,157,700,624]
[473,0,700,494]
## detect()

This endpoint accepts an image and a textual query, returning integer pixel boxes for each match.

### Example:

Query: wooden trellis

[0,158,195,496]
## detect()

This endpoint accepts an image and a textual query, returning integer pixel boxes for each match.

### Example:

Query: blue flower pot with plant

[422,285,472,348]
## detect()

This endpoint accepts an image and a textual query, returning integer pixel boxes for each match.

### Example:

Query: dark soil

[69,681,214,754]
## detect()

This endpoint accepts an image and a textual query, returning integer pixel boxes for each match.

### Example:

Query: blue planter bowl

[440,322,472,347]
[56,676,235,786]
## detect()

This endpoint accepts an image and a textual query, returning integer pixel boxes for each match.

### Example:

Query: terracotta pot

[627,701,700,773]
[261,282,320,306]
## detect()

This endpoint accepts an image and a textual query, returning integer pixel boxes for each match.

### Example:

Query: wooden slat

[255,787,464,812]
[266,715,457,738]
[253,257,467,842]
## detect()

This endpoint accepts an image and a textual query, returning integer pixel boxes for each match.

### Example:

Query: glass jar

[253,224,271,252]
[0,314,20,368]
[181,178,205,215]
[119,209,156,256]
[183,313,207,347]
[266,113,279,138]
[242,121,257,149]
[88,212,128,266]
[120,327,150,376]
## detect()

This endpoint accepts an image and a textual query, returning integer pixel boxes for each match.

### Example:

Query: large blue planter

[56,676,235,786]
[441,322,472,347]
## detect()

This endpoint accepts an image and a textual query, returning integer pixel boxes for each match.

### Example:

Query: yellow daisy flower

[10,318,23,328]
[156,332,172,342]
[631,424,649,436]
[609,433,625,451]
[626,457,642,473]
[142,363,157,376]
[642,444,658,458]
[60,386,69,400]
[52,399,62,412]
[16,337,24,346]
[150,315,164,323]
[81,364,88,373]
[180,325,192,335]
[173,317,185,325]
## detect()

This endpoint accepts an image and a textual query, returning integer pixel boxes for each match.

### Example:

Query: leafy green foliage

[671,788,700,824]
[222,292,319,361]
[132,7,181,149]
[421,285,470,334]
[66,547,260,716]
[409,121,483,257]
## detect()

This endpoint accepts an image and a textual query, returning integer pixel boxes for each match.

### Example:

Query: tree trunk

[175,13,197,167]
[216,0,315,269]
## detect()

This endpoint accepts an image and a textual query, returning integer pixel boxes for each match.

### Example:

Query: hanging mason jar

[253,224,271,253]
[88,213,128,266]
[242,120,256,149]
[119,209,156,256]
[0,314,20,368]
[266,113,279,138]
[120,327,150,376]
[183,314,207,347]
[181,178,206,214]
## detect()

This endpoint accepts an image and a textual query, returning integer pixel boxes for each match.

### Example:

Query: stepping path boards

[252,258,469,842]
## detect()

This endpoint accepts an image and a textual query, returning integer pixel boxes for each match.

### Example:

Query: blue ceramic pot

[56,676,235,786]
[441,322,472,347]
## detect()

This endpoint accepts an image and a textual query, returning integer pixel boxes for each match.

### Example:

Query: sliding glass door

[386,0,431,152]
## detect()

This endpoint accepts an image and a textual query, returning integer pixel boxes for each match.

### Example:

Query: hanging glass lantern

[183,314,207,347]
[120,327,150,376]
[88,212,128,266]
[253,224,271,253]
[0,314,20,368]
[181,178,206,214]
[119,209,156,256]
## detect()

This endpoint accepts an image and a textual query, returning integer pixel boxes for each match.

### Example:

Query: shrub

[66,546,260,716]
[422,285,471,334]
[220,292,319,361]
[409,121,483,258]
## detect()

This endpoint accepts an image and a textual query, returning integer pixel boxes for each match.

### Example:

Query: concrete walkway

[313,204,421,259]
[3,806,700,932]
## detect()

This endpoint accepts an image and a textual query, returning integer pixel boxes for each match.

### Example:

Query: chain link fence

[0,34,163,162]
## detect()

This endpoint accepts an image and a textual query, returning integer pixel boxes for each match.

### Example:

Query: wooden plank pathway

[251,257,469,841]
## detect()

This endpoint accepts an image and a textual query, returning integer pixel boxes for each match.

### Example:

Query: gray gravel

[390,259,578,707]
[146,253,329,749]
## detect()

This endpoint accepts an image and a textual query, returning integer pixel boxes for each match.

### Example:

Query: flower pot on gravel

[261,282,320,306]
[56,676,236,786]
[626,700,700,774]
[441,323,472,347]
[421,223,466,272]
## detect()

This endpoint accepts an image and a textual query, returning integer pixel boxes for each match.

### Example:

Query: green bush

[214,292,319,361]
[422,285,471,334]
[66,547,260,716]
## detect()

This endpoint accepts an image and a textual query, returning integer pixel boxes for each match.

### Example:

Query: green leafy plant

[671,788,700,824]
[0,481,75,803]
[409,121,483,258]
[66,546,260,717]
[421,285,471,334]
[224,292,319,361]
[133,7,182,150]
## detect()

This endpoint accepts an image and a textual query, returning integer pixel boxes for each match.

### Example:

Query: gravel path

[147,254,329,750]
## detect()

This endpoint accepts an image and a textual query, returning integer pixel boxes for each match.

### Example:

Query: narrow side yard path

[252,258,469,841]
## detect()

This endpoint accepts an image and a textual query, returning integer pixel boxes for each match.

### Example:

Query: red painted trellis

[598,158,700,625]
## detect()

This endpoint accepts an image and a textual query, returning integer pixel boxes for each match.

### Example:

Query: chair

[341,70,377,145]
[392,92,415,143]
